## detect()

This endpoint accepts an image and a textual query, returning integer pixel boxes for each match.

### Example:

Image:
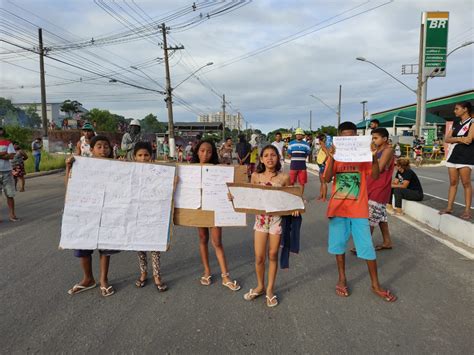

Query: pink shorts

[254,214,282,235]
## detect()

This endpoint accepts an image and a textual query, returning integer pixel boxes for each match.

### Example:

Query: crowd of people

[0,101,472,305]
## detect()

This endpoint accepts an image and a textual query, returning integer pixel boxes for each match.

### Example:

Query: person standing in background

[76,122,95,157]
[0,127,19,222]
[121,119,143,161]
[31,137,43,172]
[272,132,286,168]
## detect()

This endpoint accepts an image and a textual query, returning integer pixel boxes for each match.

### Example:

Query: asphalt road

[0,172,473,353]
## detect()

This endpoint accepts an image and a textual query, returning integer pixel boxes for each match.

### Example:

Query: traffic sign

[423,12,449,77]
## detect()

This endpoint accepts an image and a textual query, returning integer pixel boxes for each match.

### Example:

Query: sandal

[67,282,96,295]
[135,278,147,288]
[200,275,212,286]
[375,245,393,251]
[336,284,350,297]
[460,212,472,220]
[438,209,453,215]
[243,288,264,301]
[221,273,241,291]
[372,289,397,302]
[154,277,168,292]
[266,295,279,307]
[100,285,115,297]
[9,217,20,222]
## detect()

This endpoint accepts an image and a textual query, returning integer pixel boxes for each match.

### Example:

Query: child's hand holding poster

[333,136,372,162]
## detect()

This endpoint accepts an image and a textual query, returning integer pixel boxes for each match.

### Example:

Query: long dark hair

[256,144,281,173]
[191,139,219,164]
[455,101,472,115]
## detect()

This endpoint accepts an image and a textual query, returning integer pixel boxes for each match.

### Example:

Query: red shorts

[289,169,307,185]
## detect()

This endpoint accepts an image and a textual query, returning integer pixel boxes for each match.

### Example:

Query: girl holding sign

[190,140,241,292]
[65,135,119,297]
[243,145,297,307]
[133,142,168,292]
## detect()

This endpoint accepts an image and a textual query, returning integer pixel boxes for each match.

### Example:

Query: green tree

[84,108,118,132]
[25,105,42,128]
[140,113,166,133]
[315,125,337,136]
[4,126,33,149]
[60,100,82,118]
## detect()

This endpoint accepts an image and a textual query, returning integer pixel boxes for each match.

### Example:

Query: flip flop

[9,217,20,222]
[438,209,453,215]
[336,285,350,297]
[200,275,212,286]
[100,285,115,297]
[266,295,279,307]
[372,289,397,302]
[460,212,472,220]
[222,280,241,291]
[244,289,264,301]
[155,282,168,292]
[375,245,393,251]
[68,283,97,295]
[135,278,147,288]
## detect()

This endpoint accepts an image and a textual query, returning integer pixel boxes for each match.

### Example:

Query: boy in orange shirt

[324,122,397,302]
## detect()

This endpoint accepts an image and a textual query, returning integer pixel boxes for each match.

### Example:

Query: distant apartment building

[197,112,243,131]
[12,102,88,126]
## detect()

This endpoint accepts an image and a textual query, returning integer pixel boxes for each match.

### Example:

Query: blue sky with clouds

[1,0,473,132]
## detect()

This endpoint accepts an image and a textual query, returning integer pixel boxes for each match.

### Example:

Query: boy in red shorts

[324,121,397,302]
[287,128,310,196]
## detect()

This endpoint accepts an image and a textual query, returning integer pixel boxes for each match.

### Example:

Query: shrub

[4,125,33,149]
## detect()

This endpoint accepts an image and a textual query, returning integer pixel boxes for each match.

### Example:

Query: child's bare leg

[198,228,211,277]
[210,227,231,284]
[19,177,25,191]
[266,234,281,297]
[335,254,348,296]
[7,197,16,219]
[378,222,392,247]
[79,255,95,286]
[253,231,268,293]
[99,254,111,288]
[366,259,397,301]
[137,251,148,282]
[321,181,327,200]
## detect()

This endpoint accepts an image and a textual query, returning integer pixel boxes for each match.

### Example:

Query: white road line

[423,192,474,209]
[394,214,474,260]
[418,175,446,183]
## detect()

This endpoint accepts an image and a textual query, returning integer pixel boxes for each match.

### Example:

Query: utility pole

[337,85,342,128]
[237,112,241,134]
[222,94,226,140]
[38,28,48,150]
[309,110,312,131]
[298,119,300,128]
[415,21,425,138]
[161,23,183,158]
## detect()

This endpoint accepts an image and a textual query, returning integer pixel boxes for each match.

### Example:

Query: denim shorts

[74,249,120,257]
[328,217,376,260]
[0,171,15,198]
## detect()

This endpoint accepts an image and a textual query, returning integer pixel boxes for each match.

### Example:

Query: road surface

[0,172,472,353]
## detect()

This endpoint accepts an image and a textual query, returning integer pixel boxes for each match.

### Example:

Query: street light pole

[361,100,368,133]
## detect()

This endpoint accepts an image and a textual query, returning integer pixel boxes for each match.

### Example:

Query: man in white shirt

[0,127,19,222]
[271,132,286,166]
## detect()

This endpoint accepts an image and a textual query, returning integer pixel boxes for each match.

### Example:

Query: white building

[13,102,88,126]
[198,112,243,131]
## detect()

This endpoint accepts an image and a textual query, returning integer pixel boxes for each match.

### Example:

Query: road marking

[394,214,474,260]
[418,175,446,183]
[423,192,474,209]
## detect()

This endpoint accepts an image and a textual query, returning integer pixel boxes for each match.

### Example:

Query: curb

[25,169,65,179]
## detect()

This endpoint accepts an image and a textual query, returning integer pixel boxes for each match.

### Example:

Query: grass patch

[24,152,66,174]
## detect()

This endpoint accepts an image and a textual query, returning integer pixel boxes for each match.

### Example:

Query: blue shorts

[318,163,326,174]
[328,217,376,260]
[74,249,120,258]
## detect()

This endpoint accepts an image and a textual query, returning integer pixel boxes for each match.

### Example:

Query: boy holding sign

[324,122,397,302]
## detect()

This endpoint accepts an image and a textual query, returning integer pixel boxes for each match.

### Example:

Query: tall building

[198,112,243,131]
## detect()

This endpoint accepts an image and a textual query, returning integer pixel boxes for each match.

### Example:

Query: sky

[1,0,473,133]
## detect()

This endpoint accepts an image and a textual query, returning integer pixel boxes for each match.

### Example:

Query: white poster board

[174,165,246,227]
[333,136,372,162]
[227,184,305,215]
[60,157,175,251]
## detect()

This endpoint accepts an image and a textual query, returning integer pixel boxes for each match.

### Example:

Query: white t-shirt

[272,141,285,159]
[0,141,15,171]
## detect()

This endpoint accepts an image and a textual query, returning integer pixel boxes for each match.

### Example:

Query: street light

[360,100,368,133]
[356,57,417,94]
[447,40,474,57]
[173,62,213,90]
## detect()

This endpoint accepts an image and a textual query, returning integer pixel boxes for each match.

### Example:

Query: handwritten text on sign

[333,136,372,162]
